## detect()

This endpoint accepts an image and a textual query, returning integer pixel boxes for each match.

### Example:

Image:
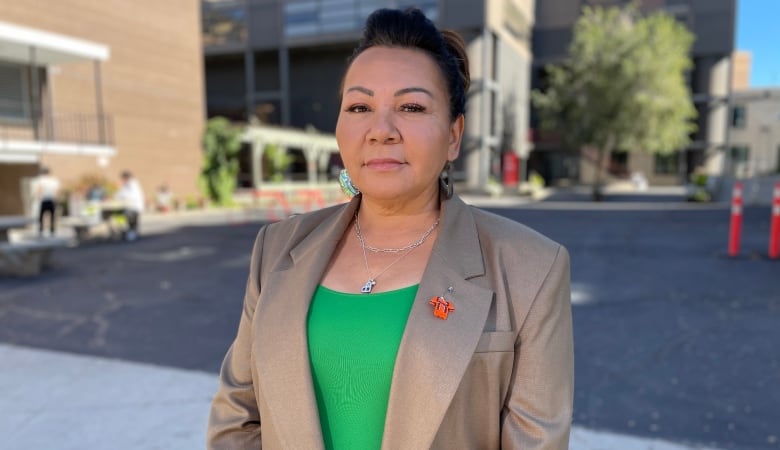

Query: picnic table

[0,216,32,242]
[0,215,68,277]
[61,200,130,242]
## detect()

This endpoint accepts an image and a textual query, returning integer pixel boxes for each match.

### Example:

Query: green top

[307,284,418,450]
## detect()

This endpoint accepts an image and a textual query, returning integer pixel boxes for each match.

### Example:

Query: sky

[736,0,780,87]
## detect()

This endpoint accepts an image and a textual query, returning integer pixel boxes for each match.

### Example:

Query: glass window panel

[0,63,28,119]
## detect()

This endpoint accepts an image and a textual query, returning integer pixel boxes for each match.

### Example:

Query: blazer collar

[253,195,493,450]
[253,197,359,450]
[381,195,494,449]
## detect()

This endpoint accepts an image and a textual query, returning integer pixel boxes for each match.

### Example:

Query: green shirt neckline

[307,283,419,450]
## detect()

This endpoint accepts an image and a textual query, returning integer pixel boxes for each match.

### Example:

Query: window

[731,105,746,128]
[0,62,29,120]
[729,146,750,178]
[654,152,678,175]
[201,0,247,46]
[609,151,629,176]
[284,0,436,37]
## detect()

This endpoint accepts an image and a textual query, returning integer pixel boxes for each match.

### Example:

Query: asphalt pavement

[1,187,778,449]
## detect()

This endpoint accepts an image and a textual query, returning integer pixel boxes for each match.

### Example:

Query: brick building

[0,0,205,215]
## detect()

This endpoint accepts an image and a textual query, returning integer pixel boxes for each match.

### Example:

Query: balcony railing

[0,109,114,146]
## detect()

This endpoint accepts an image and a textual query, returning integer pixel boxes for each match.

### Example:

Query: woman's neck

[357,195,440,229]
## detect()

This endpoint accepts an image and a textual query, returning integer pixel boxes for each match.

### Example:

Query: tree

[532,3,697,200]
[199,117,242,206]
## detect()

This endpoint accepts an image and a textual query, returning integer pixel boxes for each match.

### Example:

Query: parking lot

[1,195,778,449]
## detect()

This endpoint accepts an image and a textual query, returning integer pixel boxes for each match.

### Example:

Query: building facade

[731,50,751,90]
[729,88,780,179]
[202,0,535,191]
[530,0,737,187]
[0,0,205,215]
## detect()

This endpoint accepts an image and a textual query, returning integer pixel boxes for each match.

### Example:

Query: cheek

[335,116,358,149]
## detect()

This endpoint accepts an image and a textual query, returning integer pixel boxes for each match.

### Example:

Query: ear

[447,114,465,160]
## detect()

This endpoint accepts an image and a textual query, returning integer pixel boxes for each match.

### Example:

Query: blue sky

[736,0,780,86]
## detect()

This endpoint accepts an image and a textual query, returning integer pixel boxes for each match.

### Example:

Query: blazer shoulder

[469,206,565,258]
[264,202,345,236]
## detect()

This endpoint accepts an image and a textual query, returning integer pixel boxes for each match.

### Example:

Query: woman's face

[336,46,464,204]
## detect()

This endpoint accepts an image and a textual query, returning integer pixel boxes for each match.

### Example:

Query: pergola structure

[242,123,340,188]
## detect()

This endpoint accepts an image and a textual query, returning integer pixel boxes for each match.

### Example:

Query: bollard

[769,182,780,259]
[728,182,743,257]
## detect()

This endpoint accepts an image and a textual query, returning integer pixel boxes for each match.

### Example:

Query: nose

[367,109,400,144]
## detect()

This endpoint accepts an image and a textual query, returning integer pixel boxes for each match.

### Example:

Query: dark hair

[344,8,470,120]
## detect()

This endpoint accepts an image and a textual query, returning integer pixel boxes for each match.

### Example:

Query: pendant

[361,279,377,294]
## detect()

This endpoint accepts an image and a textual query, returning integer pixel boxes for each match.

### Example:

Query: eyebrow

[344,86,434,98]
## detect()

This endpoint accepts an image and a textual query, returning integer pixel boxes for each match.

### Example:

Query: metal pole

[279,47,290,126]
[244,0,255,120]
[94,60,105,144]
[29,46,40,141]
[43,67,55,140]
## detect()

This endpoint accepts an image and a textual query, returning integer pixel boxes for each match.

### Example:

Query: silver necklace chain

[354,212,440,253]
[354,211,439,293]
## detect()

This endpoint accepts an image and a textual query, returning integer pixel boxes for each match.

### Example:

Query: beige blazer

[208,195,573,449]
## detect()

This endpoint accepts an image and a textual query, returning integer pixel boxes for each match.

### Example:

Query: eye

[345,104,370,113]
[400,103,426,113]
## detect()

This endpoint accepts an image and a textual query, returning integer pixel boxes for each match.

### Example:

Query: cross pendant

[361,279,377,294]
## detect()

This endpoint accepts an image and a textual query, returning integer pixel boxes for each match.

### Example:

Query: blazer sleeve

[501,245,574,450]
[207,227,266,449]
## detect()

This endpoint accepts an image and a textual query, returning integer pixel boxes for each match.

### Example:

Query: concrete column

[244,50,255,120]
[279,48,290,126]
[707,56,730,151]
[252,138,264,188]
[94,60,106,143]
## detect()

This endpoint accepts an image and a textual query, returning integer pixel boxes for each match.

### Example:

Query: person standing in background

[32,166,60,236]
[115,170,145,241]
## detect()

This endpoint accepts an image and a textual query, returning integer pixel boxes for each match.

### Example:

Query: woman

[208,8,573,450]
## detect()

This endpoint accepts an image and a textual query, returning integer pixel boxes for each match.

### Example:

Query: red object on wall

[728,182,743,257]
[769,182,780,259]
[502,152,519,187]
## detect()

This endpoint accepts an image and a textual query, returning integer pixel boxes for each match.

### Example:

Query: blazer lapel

[382,196,494,449]
[253,198,360,450]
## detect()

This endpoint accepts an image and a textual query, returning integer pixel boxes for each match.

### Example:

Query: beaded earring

[439,161,454,199]
[339,169,360,197]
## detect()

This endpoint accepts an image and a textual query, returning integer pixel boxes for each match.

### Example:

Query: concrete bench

[61,215,127,243]
[0,237,70,277]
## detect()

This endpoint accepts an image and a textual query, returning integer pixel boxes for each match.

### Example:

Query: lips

[364,158,405,170]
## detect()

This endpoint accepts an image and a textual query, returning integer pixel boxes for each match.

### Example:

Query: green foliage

[532,2,697,197]
[263,143,293,183]
[529,171,546,189]
[199,117,242,206]
[687,172,710,202]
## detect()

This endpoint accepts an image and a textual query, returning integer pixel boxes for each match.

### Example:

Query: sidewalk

[1,343,721,450]
[10,184,719,244]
